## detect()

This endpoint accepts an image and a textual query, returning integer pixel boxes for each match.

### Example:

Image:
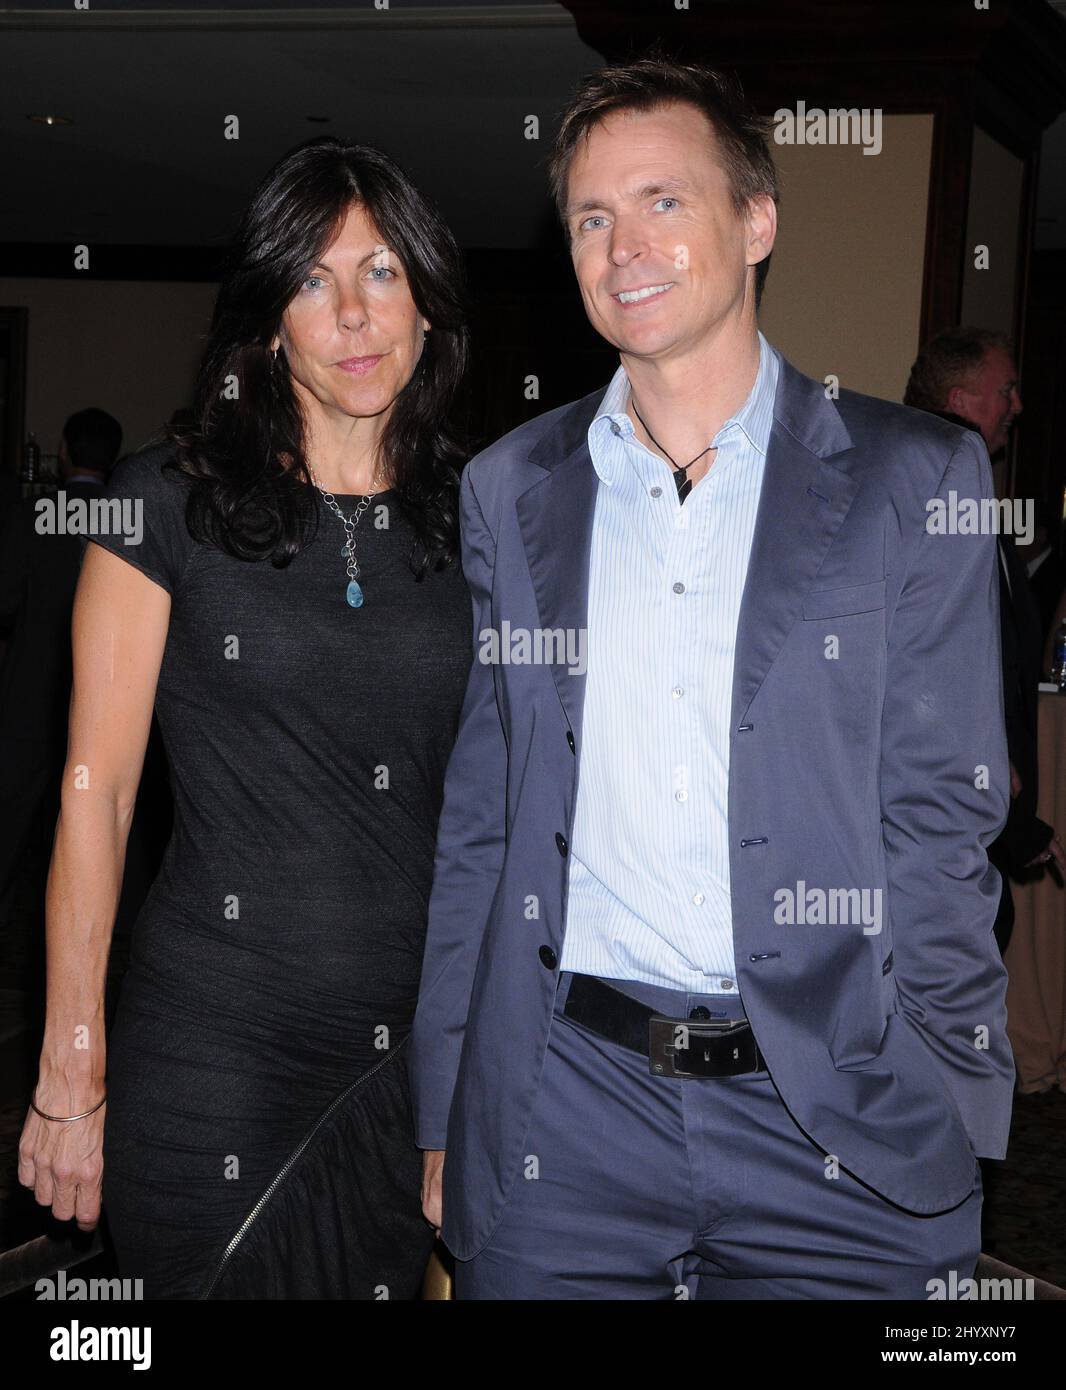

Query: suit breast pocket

[802,578,886,620]
[793,578,887,742]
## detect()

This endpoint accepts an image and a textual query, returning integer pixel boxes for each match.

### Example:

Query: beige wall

[0,277,217,474]
[761,113,935,406]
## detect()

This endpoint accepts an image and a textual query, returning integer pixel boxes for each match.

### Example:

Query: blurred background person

[905,326,1022,463]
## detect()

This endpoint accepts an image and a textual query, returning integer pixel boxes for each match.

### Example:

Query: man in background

[904,326,1020,472]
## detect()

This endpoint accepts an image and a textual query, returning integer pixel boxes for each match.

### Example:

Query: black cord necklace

[629,397,713,505]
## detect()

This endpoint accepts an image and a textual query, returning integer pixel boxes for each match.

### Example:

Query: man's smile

[612,282,676,306]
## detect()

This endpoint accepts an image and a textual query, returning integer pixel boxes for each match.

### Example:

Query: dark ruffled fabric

[200,1040,434,1300]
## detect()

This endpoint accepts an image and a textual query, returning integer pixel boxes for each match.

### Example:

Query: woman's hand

[18,1089,106,1232]
[421,1149,445,1234]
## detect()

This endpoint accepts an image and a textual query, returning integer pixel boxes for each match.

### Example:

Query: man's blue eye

[581,216,607,232]
[654,197,679,211]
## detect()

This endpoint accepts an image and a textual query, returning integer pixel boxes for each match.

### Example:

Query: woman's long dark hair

[167,137,469,577]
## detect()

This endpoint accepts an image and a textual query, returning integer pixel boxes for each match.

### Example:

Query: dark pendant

[345,579,364,608]
[674,471,692,504]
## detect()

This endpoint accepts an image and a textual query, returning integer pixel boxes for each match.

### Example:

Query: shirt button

[675,789,688,802]
[672,686,684,699]
[610,421,622,435]
[672,581,685,594]
[720,979,735,991]
[539,945,558,970]
[693,892,705,905]
[566,730,575,753]
[650,486,662,498]
[555,832,568,856]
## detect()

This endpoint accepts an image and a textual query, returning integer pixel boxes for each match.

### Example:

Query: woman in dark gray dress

[18,138,474,1298]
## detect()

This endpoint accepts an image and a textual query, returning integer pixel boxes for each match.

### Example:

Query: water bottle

[1054,619,1066,693]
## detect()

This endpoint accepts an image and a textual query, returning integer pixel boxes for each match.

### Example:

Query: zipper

[199,1036,407,1298]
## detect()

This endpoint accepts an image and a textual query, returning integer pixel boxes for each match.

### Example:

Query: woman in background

[18,137,474,1298]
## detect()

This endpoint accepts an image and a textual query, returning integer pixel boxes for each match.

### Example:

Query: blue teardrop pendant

[345,579,364,608]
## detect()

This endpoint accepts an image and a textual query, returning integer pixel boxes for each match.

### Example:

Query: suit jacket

[410,351,1015,1260]
[990,538,1052,878]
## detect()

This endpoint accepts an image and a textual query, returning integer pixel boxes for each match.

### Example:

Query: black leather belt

[563,973,768,1079]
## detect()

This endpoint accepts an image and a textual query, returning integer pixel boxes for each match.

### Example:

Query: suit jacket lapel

[730,365,859,730]
[514,389,604,741]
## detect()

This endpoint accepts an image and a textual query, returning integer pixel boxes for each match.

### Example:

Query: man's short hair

[62,407,123,476]
[547,51,780,309]
[903,326,1014,413]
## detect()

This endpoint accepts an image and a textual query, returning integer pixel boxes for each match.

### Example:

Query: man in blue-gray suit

[410,55,1013,1299]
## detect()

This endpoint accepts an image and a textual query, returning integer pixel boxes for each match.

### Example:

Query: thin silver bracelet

[31,1088,107,1123]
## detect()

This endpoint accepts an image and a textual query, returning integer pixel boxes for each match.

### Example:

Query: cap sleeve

[86,446,195,595]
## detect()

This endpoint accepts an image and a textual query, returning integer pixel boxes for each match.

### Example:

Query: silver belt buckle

[648,1015,755,1079]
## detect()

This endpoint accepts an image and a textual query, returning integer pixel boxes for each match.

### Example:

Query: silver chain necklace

[307,462,383,609]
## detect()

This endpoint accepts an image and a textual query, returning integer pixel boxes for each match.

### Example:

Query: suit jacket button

[566,730,575,753]
[539,946,558,969]
[555,832,568,856]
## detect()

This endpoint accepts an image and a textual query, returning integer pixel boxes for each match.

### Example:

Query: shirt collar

[588,329,780,486]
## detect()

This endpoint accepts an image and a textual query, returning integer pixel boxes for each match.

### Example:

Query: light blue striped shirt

[559,331,781,992]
